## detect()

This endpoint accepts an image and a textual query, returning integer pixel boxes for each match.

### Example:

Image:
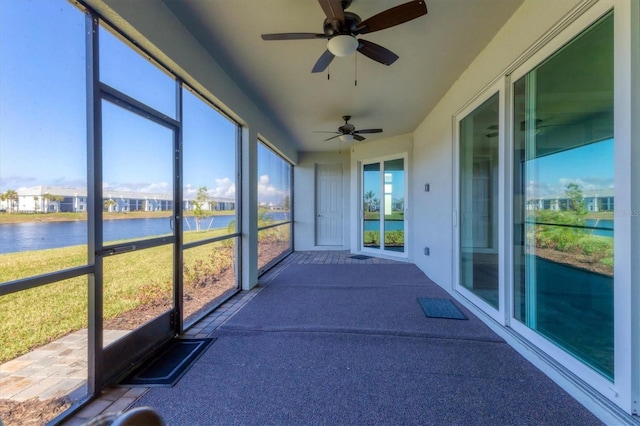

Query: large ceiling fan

[261,0,427,73]
[315,116,383,142]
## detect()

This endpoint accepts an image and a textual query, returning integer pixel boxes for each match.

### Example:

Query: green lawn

[0,228,233,363]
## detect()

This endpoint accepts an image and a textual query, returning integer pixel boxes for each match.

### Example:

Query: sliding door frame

[453,79,508,325]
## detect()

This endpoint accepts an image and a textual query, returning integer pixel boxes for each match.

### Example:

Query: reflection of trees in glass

[533,183,613,274]
[565,183,586,217]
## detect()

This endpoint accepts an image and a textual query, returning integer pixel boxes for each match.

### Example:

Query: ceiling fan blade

[355,0,427,35]
[356,39,398,66]
[324,134,342,141]
[262,33,328,41]
[317,0,345,27]
[312,49,335,73]
[313,131,340,134]
[353,134,366,141]
[354,128,383,134]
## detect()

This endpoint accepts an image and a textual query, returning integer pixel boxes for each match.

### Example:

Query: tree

[364,190,375,212]
[193,186,210,232]
[33,196,40,213]
[43,193,64,213]
[2,190,18,213]
[104,199,117,212]
[565,183,586,217]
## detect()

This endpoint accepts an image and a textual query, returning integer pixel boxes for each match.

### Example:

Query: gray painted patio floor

[60,251,603,425]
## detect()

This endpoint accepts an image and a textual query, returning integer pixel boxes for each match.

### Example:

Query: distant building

[526,188,614,212]
[1,186,235,213]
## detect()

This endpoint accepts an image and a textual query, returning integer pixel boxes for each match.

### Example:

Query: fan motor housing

[323,11,362,36]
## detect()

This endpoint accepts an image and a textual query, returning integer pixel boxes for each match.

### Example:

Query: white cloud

[257,174,287,204]
[183,178,236,200]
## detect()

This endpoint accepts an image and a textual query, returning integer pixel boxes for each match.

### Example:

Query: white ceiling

[163,0,524,152]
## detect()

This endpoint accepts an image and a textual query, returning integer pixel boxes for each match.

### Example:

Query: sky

[526,138,614,198]
[363,162,405,213]
[0,0,289,205]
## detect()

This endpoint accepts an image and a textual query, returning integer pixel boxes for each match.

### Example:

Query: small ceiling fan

[315,116,383,142]
[261,0,428,73]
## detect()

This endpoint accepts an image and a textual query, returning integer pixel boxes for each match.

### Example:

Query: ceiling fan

[261,0,428,73]
[315,116,383,142]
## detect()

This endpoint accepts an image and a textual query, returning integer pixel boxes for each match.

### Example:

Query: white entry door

[315,163,343,246]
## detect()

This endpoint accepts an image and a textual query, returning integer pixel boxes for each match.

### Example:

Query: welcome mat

[417,298,468,320]
[350,255,373,260]
[119,338,215,387]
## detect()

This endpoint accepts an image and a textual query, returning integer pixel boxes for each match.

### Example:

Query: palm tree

[42,193,64,213]
[364,190,375,212]
[2,190,19,213]
[33,196,40,213]
[104,199,117,212]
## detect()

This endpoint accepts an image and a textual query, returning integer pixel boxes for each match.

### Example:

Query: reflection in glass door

[99,98,178,383]
[459,93,500,309]
[362,158,406,254]
[513,13,614,379]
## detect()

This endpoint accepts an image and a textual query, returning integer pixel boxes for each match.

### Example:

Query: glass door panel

[383,159,405,253]
[459,93,500,309]
[513,13,614,379]
[363,163,381,249]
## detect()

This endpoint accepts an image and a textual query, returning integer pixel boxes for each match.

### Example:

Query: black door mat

[119,338,215,387]
[417,298,468,320]
[350,255,373,260]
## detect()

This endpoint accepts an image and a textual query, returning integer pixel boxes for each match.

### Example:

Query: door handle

[98,244,137,256]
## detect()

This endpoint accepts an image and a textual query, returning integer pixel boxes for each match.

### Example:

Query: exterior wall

[410,0,582,290]
[407,0,639,421]
[294,150,350,251]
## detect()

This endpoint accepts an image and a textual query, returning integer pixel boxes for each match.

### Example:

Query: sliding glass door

[513,12,614,379]
[361,156,406,255]
[458,92,501,311]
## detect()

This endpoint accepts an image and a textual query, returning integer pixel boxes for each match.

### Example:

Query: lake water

[0,215,237,254]
[585,219,613,238]
[363,219,405,232]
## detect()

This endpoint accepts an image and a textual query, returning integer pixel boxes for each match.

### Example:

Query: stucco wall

[410,0,582,289]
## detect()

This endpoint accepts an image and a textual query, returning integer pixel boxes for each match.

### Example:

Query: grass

[0,210,236,224]
[0,228,233,363]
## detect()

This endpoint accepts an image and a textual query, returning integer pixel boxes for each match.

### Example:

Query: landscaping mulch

[0,398,70,426]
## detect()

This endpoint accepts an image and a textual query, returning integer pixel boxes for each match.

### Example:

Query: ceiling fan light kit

[261,0,427,73]
[315,115,383,143]
[327,35,359,57]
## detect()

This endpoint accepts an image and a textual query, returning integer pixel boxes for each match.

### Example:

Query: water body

[0,215,234,254]
[0,212,291,254]
[363,219,405,232]
[585,219,613,238]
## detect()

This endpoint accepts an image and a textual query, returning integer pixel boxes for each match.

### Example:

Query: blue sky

[0,0,289,205]
[526,138,614,198]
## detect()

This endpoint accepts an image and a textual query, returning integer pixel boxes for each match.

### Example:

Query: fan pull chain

[354,54,358,86]
[327,64,330,80]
